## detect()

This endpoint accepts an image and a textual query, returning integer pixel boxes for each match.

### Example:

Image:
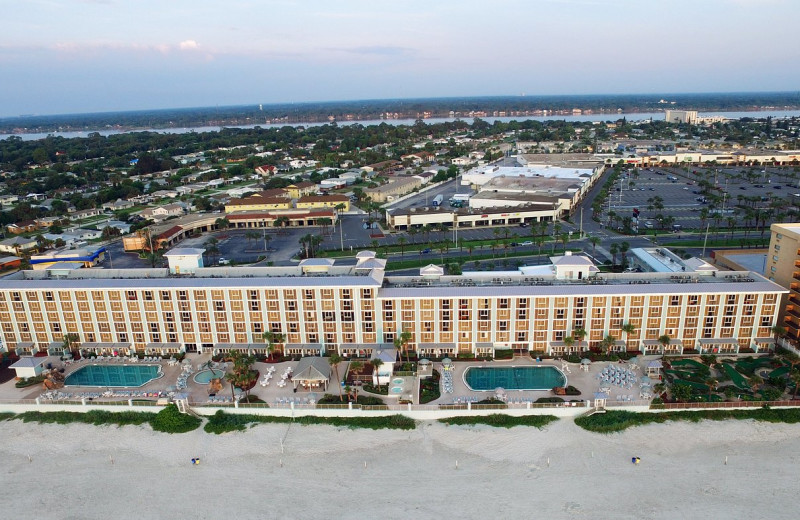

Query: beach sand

[0,418,797,519]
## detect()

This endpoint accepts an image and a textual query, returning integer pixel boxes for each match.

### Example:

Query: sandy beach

[0,417,797,520]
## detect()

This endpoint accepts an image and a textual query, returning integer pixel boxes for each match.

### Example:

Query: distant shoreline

[2,92,798,137]
[3,108,799,142]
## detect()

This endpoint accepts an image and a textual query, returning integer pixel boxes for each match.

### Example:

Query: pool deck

[0,354,656,407]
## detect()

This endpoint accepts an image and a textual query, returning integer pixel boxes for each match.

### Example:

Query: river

[2,110,799,142]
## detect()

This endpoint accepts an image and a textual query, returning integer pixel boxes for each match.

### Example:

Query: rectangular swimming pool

[464,366,566,391]
[64,364,162,387]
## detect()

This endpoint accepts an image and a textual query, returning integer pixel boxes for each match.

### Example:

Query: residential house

[0,236,39,254]
[0,194,20,206]
[255,165,276,177]
[102,199,135,212]
[7,221,39,235]
[104,220,133,234]
[139,203,187,221]
[71,208,103,221]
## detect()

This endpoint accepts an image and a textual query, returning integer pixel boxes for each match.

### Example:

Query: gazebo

[646,359,663,377]
[291,357,332,391]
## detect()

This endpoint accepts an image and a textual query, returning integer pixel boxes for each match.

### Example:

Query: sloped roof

[292,357,331,382]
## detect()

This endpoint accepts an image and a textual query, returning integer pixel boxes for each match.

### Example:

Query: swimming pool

[65,364,162,387]
[463,366,566,391]
[194,369,226,384]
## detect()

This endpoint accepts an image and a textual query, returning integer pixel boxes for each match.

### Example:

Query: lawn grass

[438,414,558,429]
[575,407,800,433]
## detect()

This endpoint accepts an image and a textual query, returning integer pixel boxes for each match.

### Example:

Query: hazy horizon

[2,0,799,118]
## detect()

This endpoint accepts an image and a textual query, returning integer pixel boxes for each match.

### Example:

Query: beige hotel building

[0,252,786,359]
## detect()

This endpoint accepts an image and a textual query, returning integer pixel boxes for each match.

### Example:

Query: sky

[0,0,798,117]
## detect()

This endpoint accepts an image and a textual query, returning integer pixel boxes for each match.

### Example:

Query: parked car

[421,248,431,254]
[218,258,230,265]
[520,240,533,246]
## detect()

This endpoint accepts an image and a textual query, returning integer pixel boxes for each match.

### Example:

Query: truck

[449,193,470,208]
[432,194,443,207]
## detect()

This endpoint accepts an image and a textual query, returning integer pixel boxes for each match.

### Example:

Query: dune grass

[204,410,417,434]
[575,407,800,433]
[438,414,558,429]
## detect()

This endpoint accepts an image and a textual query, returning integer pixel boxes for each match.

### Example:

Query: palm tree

[559,232,569,252]
[563,336,575,354]
[704,377,717,401]
[621,322,636,349]
[262,331,285,361]
[349,360,364,400]
[407,226,418,245]
[245,230,260,248]
[589,236,601,257]
[204,237,220,264]
[397,236,407,259]
[328,353,344,401]
[619,241,630,267]
[653,382,667,398]
[215,217,230,229]
[749,374,764,397]
[789,369,800,400]
[771,325,787,345]
[318,217,333,236]
[394,330,413,365]
[658,334,671,353]
[370,358,384,386]
[599,334,616,355]
[609,243,619,266]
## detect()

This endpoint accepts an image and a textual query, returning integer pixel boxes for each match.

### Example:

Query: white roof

[164,248,206,257]
[420,264,444,276]
[10,356,48,368]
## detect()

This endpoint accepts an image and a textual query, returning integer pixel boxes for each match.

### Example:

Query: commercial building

[665,110,698,124]
[386,205,559,231]
[364,177,422,203]
[0,252,784,358]
[295,194,350,212]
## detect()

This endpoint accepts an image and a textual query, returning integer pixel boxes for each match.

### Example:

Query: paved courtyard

[0,352,656,408]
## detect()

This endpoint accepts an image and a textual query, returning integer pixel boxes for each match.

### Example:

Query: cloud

[179,40,199,51]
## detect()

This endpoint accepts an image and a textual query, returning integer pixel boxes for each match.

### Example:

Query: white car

[218,258,230,265]
[520,241,533,246]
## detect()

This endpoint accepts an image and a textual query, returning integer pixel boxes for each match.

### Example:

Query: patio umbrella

[580,358,591,365]
[495,387,506,399]
[442,357,452,365]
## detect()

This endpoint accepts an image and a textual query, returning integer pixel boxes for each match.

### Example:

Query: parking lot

[602,164,800,233]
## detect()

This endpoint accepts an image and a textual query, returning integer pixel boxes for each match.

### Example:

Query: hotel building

[0,252,785,359]
[766,223,800,343]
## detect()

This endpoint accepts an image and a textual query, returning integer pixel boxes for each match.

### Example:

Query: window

[160,291,171,301]
[178,291,187,301]
[214,301,226,312]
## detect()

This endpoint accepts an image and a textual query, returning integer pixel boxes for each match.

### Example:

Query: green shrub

[149,404,201,433]
[535,397,564,403]
[494,349,513,360]
[203,411,416,433]
[439,414,558,429]
[15,375,46,388]
[575,407,800,433]
[17,410,154,427]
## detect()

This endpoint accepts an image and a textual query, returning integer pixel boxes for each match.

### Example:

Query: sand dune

[0,418,797,520]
